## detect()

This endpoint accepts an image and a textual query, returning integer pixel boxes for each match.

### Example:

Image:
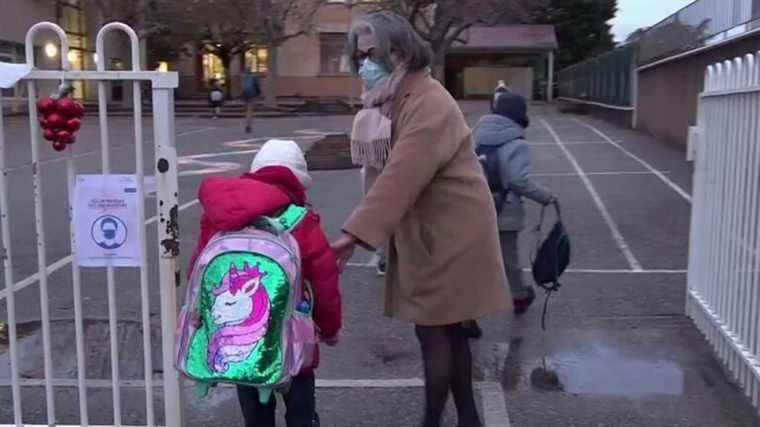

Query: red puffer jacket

[188,166,341,371]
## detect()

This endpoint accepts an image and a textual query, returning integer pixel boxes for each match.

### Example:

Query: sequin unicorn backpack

[175,205,316,401]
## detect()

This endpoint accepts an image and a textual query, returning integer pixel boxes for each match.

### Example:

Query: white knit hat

[250,139,312,188]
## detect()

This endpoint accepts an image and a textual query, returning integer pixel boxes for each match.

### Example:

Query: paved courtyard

[0,101,758,426]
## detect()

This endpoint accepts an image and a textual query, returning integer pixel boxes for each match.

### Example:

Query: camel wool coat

[344,71,510,326]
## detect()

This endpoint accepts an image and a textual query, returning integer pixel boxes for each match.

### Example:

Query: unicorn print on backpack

[208,263,271,373]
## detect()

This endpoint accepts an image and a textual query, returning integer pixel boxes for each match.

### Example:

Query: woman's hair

[347,11,433,74]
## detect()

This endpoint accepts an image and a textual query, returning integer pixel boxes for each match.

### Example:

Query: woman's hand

[331,233,357,272]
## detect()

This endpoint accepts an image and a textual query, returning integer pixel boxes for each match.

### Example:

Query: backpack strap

[254,204,308,235]
[276,204,308,231]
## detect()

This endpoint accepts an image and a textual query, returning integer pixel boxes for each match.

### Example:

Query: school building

[1,1,557,103]
[0,0,133,105]
[169,4,557,101]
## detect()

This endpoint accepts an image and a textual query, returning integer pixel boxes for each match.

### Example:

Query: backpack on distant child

[210,89,224,103]
[475,144,508,213]
[243,74,262,99]
[175,205,317,403]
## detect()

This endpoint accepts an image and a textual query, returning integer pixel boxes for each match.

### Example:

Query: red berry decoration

[36,97,56,115]
[52,140,67,152]
[65,118,81,132]
[55,97,77,117]
[38,117,49,129]
[46,113,65,130]
[56,130,74,144]
[72,101,85,119]
[43,129,57,141]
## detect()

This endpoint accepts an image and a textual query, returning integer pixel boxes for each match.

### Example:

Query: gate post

[152,82,184,426]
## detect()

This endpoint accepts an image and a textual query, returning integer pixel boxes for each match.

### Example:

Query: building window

[58,0,88,98]
[202,53,225,86]
[320,33,350,75]
[244,47,269,73]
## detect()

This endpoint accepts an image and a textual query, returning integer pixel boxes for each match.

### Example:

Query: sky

[610,0,696,42]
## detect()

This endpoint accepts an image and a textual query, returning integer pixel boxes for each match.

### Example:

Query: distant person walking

[473,91,557,314]
[492,80,510,112]
[242,70,262,133]
[333,12,508,427]
[209,79,224,120]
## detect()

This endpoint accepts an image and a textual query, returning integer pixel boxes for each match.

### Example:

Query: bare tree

[153,0,263,97]
[373,0,537,79]
[246,0,326,107]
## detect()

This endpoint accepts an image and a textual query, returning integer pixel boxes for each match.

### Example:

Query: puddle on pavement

[507,333,685,397]
[546,342,684,397]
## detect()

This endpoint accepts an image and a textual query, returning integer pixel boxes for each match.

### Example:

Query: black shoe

[461,320,482,339]
[376,258,386,276]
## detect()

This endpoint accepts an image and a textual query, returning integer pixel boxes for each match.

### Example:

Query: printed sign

[74,175,141,267]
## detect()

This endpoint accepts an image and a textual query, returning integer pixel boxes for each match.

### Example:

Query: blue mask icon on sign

[93,215,127,250]
[102,218,117,240]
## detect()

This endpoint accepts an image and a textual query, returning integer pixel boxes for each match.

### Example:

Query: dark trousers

[237,373,317,427]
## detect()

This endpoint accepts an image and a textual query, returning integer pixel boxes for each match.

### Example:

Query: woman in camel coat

[332,12,509,427]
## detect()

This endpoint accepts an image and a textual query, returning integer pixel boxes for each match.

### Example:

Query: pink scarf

[350,66,408,170]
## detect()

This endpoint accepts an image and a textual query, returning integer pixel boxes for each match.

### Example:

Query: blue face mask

[359,59,390,90]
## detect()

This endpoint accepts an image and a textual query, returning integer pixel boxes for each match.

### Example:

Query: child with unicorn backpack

[178,139,341,427]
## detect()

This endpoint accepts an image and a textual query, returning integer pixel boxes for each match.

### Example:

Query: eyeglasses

[354,48,376,64]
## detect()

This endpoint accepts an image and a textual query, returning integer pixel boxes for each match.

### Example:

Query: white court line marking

[0,199,200,300]
[175,126,216,137]
[223,135,320,148]
[573,118,692,202]
[4,127,217,173]
[532,170,671,177]
[367,252,381,266]
[551,268,686,274]
[529,141,608,146]
[541,119,643,271]
[346,263,686,274]
[178,148,260,160]
[0,377,509,426]
[0,377,427,389]
[0,425,147,427]
[480,381,511,427]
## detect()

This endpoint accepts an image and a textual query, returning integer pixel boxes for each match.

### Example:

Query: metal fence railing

[638,0,760,65]
[557,45,635,107]
[688,52,760,412]
[0,22,183,426]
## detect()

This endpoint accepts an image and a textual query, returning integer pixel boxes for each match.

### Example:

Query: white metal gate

[688,51,760,412]
[0,22,182,426]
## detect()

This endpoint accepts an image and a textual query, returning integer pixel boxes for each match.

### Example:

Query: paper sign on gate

[74,175,141,267]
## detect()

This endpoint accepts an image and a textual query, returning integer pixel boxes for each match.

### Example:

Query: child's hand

[321,333,339,347]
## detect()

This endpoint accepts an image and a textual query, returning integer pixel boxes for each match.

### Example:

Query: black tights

[415,323,482,427]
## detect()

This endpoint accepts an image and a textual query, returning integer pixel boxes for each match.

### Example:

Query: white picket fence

[688,52,760,410]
